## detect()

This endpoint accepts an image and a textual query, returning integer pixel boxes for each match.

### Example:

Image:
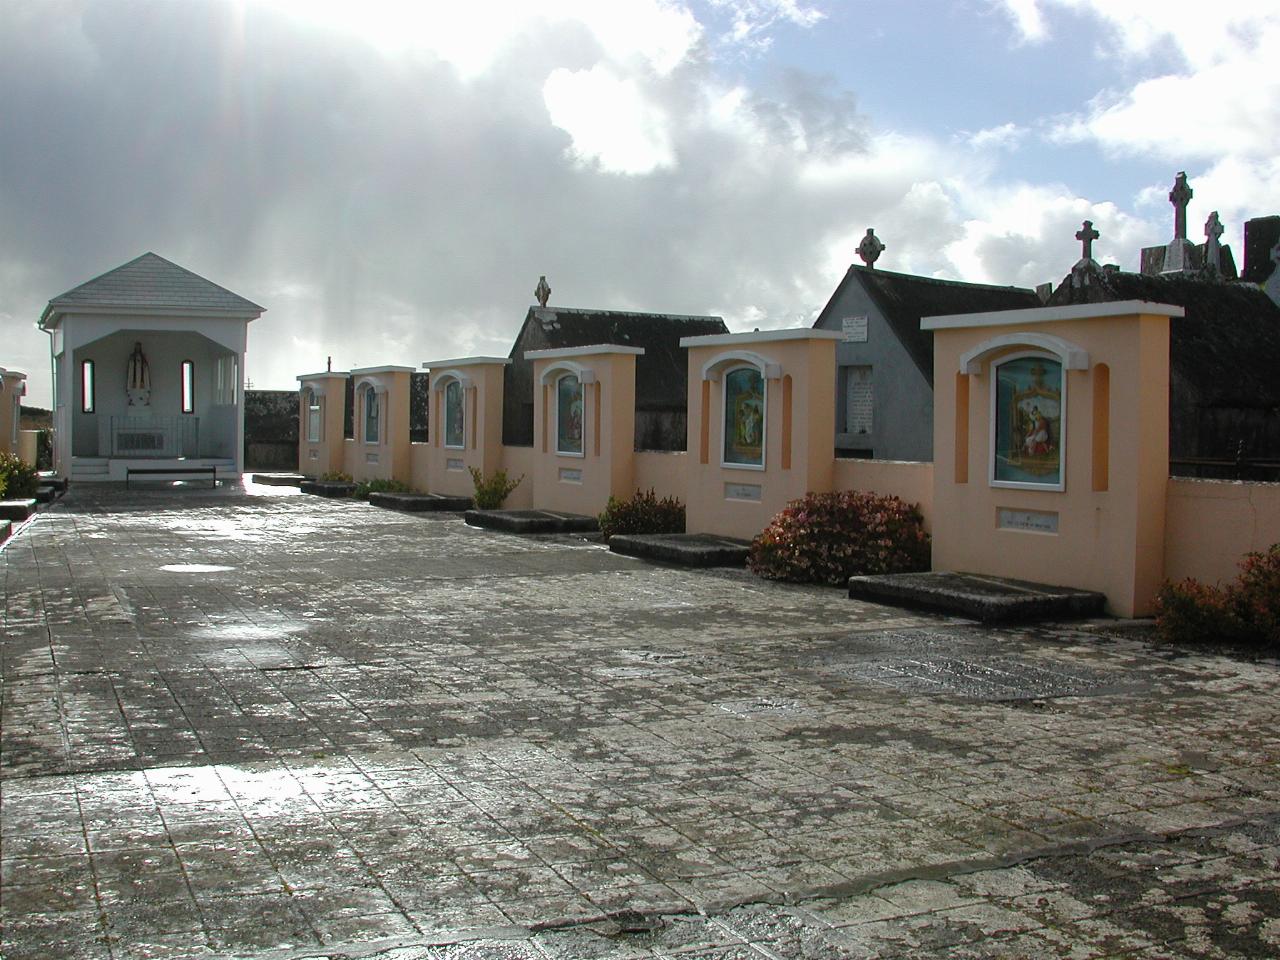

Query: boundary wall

[297,318,1279,616]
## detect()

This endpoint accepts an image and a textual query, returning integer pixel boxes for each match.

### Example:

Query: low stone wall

[500,446,535,509]
[834,458,935,531]
[633,450,687,503]
[244,390,299,469]
[1164,478,1280,585]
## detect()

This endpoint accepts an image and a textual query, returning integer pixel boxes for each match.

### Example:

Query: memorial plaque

[308,449,318,460]
[847,366,873,435]
[998,508,1059,534]
[559,467,583,483]
[725,482,762,501]
[365,452,379,464]
[446,457,465,471]
[842,315,869,342]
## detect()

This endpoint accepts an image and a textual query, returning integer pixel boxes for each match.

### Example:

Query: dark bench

[126,466,217,489]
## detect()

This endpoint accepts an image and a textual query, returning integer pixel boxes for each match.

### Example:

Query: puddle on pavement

[833,654,1135,701]
[159,563,234,573]
[716,697,806,717]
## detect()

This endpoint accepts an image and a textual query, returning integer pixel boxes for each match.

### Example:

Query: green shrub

[469,467,523,509]
[748,490,930,586]
[1156,544,1280,649]
[599,488,685,541]
[320,470,353,483]
[353,477,412,500]
[0,453,39,499]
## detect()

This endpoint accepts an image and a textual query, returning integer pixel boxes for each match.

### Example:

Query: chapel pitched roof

[814,265,1040,383]
[40,252,264,326]
[509,306,728,409]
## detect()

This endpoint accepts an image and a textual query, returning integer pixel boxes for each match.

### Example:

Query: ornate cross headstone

[1169,172,1193,241]
[534,275,551,308]
[856,228,885,269]
[1204,211,1224,274]
[1075,220,1100,261]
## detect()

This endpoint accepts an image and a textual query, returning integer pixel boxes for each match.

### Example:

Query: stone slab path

[2,482,1279,959]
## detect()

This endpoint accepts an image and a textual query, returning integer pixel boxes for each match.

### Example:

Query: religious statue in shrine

[126,341,151,407]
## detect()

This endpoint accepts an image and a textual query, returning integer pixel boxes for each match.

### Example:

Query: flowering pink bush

[748,490,930,585]
[1156,544,1280,649]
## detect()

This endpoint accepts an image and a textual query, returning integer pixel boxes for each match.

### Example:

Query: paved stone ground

[3,483,1280,959]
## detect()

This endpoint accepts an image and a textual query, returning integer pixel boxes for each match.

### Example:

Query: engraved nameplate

[308,449,318,460]
[998,508,1059,534]
[725,482,762,501]
[559,468,583,483]
[446,458,465,471]
[365,453,379,464]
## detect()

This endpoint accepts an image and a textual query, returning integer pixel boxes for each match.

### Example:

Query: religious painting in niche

[723,366,765,466]
[994,355,1062,486]
[444,380,464,448]
[556,374,583,455]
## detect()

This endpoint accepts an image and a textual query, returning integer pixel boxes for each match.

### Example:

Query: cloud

[543,66,677,174]
[706,0,826,51]
[964,122,1027,151]
[265,0,704,78]
[990,0,1047,42]
[995,2,1280,165]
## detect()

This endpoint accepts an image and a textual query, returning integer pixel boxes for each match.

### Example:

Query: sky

[2,0,1278,407]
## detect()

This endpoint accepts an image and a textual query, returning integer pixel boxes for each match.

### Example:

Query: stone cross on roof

[1169,172,1193,241]
[1075,220,1100,261]
[534,275,551,308]
[856,228,885,269]
[1204,211,1225,274]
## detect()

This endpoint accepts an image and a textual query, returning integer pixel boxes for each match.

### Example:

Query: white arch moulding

[958,332,1089,376]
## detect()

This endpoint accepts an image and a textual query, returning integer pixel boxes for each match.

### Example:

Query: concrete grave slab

[608,532,750,567]
[299,479,356,498]
[848,571,1106,623]
[465,508,599,534]
[369,491,472,512]
[0,498,38,521]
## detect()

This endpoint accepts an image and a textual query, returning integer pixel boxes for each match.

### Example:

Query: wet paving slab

[3,481,1280,958]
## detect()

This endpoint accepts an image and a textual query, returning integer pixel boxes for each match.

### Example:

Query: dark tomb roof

[1049,268,1280,409]
[815,265,1039,383]
[509,306,728,410]
[1242,216,1280,284]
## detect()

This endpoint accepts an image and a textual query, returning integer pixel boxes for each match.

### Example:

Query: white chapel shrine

[39,253,265,483]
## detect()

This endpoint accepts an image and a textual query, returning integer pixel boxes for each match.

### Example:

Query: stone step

[848,571,1107,624]
[369,492,472,512]
[608,533,750,568]
[464,509,599,534]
